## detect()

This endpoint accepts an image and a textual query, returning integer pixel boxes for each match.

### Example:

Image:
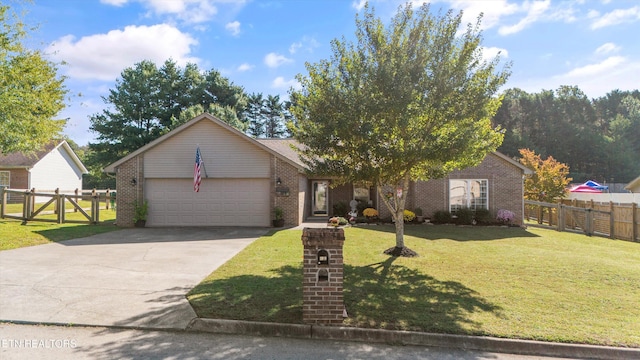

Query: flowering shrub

[363,208,378,218]
[496,209,515,224]
[328,216,348,226]
[403,210,416,222]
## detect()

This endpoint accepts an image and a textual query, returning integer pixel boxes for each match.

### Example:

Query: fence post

[58,193,65,224]
[557,201,564,232]
[1,187,5,219]
[106,189,110,210]
[92,192,100,224]
[74,188,79,212]
[585,208,593,236]
[22,190,30,224]
[30,188,36,217]
[609,201,615,239]
[633,203,638,242]
[54,188,59,215]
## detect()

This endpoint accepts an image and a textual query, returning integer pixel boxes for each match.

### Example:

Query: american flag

[194,147,203,192]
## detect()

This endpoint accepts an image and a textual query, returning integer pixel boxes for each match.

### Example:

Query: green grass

[187,225,640,347]
[0,208,119,251]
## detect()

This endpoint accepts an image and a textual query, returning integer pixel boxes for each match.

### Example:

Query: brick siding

[331,154,525,225]
[301,228,345,325]
[115,155,144,227]
[272,156,300,226]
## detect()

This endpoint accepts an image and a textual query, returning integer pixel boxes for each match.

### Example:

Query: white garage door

[145,178,270,227]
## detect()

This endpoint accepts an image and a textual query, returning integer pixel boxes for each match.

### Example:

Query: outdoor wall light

[276,177,282,186]
[131,178,137,186]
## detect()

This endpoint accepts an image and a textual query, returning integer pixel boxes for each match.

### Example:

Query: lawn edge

[187,318,640,360]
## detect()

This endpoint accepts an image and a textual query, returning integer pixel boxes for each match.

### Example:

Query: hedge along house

[0,141,88,202]
[105,113,532,227]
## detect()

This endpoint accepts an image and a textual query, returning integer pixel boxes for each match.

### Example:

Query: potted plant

[273,206,284,227]
[133,200,148,228]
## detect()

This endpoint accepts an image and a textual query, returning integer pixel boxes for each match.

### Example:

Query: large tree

[0,5,67,154]
[291,3,509,256]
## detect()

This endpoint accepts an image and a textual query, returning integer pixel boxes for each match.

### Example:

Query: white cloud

[101,0,231,24]
[46,24,200,81]
[498,0,551,35]
[510,56,640,98]
[595,42,621,55]
[562,56,626,78]
[100,0,128,6]
[352,0,367,11]
[437,0,520,31]
[237,63,253,72]
[272,76,300,90]
[437,0,576,35]
[264,52,293,68]
[225,21,241,36]
[481,46,509,63]
[590,6,640,29]
[289,36,320,54]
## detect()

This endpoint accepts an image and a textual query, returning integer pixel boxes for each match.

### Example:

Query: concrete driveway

[0,227,267,329]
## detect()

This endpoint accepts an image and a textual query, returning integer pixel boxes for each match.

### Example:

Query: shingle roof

[0,143,57,168]
[255,138,306,169]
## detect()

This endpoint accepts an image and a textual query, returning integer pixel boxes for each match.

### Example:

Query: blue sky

[16,0,640,145]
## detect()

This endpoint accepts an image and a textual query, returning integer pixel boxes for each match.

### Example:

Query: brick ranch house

[104,113,532,227]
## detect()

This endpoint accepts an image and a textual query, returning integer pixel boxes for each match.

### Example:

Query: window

[353,184,370,204]
[0,171,9,190]
[449,179,488,213]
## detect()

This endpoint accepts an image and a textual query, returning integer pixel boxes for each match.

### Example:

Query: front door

[312,180,329,216]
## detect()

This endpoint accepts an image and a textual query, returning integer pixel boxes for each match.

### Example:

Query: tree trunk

[378,174,418,257]
[395,207,405,248]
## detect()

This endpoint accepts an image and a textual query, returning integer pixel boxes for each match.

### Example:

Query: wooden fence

[0,188,116,225]
[525,199,639,242]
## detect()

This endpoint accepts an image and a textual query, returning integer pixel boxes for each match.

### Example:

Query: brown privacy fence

[525,199,639,242]
[0,188,116,225]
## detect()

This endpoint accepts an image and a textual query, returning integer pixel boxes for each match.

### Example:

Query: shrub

[497,209,516,224]
[403,209,416,222]
[455,207,475,225]
[328,216,349,226]
[414,207,423,216]
[356,200,368,217]
[432,210,452,224]
[474,208,493,225]
[363,208,378,218]
[332,201,349,217]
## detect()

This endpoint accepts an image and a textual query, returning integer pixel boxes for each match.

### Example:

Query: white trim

[449,179,489,212]
[0,171,9,188]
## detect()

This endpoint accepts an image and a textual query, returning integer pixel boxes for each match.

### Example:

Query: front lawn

[0,209,119,251]
[187,225,640,347]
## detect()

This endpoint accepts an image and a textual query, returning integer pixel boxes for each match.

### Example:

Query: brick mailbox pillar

[301,227,345,325]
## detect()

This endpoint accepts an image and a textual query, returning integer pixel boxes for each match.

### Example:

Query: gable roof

[625,175,640,192]
[491,151,534,175]
[0,141,87,173]
[103,113,306,173]
[255,138,305,168]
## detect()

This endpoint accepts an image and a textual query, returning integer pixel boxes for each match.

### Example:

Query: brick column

[301,228,345,325]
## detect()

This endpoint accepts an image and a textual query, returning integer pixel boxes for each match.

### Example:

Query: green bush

[431,210,452,224]
[414,207,423,216]
[455,207,475,225]
[333,201,349,217]
[474,208,493,225]
[356,200,368,217]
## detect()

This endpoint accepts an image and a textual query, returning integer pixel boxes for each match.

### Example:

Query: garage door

[145,178,270,227]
